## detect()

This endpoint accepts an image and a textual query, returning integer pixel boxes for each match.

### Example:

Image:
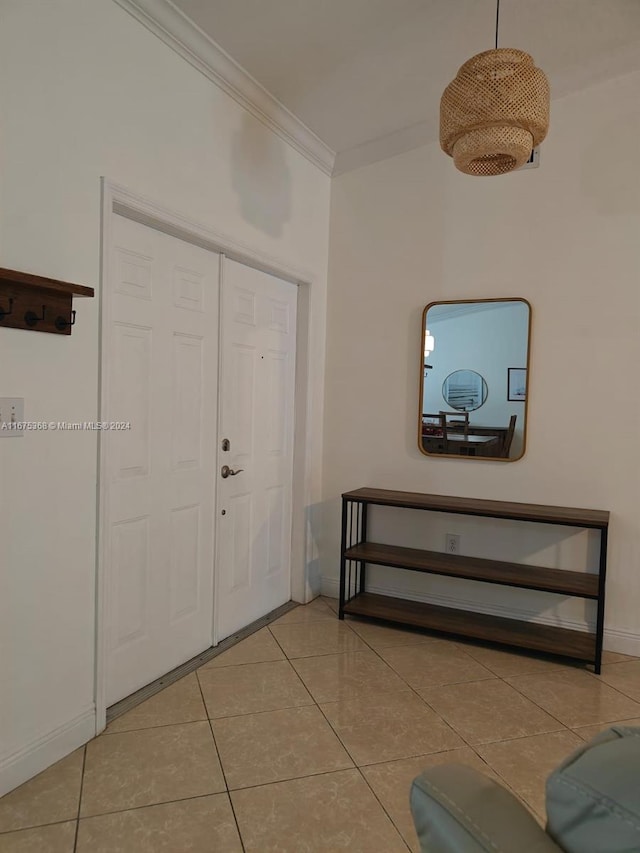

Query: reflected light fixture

[424,330,435,360]
[440,0,549,176]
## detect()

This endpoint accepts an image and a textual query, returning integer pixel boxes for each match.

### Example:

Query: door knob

[221,465,244,478]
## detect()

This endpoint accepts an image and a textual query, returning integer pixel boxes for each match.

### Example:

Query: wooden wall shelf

[339,488,609,673]
[0,267,94,335]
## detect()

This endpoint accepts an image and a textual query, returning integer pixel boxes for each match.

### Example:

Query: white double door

[104,216,297,706]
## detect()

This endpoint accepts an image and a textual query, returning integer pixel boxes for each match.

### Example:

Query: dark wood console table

[339,488,609,673]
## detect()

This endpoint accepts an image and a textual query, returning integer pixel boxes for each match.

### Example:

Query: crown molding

[429,301,517,322]
[333,118,439,176]
[552,38,640,104]
[112,0,335,176]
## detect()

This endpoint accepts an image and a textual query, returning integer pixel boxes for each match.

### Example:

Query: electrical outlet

[445,533,460,555]
[0,397,25,437]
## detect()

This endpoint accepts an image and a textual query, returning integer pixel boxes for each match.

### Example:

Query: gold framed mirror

[418,298,531,461]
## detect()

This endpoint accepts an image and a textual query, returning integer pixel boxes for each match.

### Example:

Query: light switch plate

[0,397,25,437]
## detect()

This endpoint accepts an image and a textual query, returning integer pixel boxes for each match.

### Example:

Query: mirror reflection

[442,369,488,411]
[419,298,531,460]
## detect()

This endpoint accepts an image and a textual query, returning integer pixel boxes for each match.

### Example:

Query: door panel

[113,325,152,477]
[171,334,204,468]
[112,517,149,647]
[216,259,297,640]
[169,504,201,622]
[105,215,219,706]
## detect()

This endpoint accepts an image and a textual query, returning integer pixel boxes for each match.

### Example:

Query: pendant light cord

[495,0,500,49]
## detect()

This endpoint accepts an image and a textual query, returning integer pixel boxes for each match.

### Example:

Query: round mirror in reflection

[442,369,488,412]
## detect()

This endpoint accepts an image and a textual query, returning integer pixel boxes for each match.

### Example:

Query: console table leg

[594,527,608,675]
[359,502,368,593]
[338,497,348,619]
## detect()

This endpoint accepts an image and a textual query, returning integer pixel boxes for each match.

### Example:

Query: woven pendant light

[440,2,549,176]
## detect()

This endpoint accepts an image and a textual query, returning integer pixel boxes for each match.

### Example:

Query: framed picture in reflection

[507,368,527,402]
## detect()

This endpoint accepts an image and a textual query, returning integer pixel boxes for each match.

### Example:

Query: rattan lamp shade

[440,48,549,176]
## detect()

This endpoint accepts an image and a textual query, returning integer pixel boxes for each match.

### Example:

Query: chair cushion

[545,725,640,853]
[410,764,561,852]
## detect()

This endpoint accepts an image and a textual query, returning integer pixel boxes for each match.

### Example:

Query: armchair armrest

[410,764,562,853]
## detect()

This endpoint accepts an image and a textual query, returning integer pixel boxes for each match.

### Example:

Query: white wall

[323,69,640,656]
[0,0,330,794]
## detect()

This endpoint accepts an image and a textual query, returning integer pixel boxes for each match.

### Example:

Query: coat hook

[0,297,14,321]
[24,304,46,327]
[54,310,76,331]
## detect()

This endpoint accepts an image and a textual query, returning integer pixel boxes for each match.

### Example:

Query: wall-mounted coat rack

[0,267,94,336]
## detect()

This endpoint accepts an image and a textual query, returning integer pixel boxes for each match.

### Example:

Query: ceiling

[170,0,640,173]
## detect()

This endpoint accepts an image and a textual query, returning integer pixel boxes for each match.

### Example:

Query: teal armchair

[410,726,640,853]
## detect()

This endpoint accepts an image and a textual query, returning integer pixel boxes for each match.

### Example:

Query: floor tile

[0,749,83,833]
[269,620,368,659]
[361,748,500,852]
[506,669,640,728]
[105,673,206,733]
[231,769,408,852]
[199,627,285,669]
[197,659,313,718]
[80,721,224,817]
[76,794,241,852]
[347,619,443,650]
[0,821,76,853]
[320,690,462,765]
[419,679,563,745]
[270,598,335,625]
[379,642,495,688]
[572,717,640,742]
[602,651,638,664]
[321,596,339,613]
[291,649,411,703]
[459,642,573,678]
[476,730,584,819]
[212,705,352,789]
[597,659,640,702]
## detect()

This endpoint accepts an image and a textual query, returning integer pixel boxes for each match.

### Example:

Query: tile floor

[1,597,639,852]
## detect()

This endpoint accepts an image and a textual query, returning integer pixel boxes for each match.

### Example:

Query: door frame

[96,178,316,733]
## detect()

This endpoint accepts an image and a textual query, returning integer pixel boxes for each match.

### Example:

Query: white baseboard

[321,577,640,658]
[320,578,340,600]
[0,707,95,798]
[604,626,640,658]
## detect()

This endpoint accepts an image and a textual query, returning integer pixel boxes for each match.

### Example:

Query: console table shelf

[343,543,599,599]
[343,593,597,661]
[339,488,609,673]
